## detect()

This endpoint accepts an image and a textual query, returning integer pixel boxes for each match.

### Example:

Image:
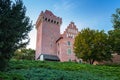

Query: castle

[35,10,79,62]
[35,10,120,64]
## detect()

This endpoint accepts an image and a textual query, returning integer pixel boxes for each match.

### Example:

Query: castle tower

[35,10,62,60]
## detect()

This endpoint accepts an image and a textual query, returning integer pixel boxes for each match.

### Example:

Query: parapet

[36,10,62,28]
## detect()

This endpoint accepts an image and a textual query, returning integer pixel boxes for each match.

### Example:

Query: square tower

[35,10,62,60]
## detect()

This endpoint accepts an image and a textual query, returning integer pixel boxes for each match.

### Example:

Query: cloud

[53,0,76,11]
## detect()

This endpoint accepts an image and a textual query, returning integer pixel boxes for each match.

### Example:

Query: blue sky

[22,0,120,49]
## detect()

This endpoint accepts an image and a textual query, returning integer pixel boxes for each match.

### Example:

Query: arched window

[57,22,59,24]
[48,19,50,22]
[45,18,47,21]
[54,21,56,24]
[51,20,53,23]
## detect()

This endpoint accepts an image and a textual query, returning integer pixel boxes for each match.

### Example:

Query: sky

[22,0,120,49]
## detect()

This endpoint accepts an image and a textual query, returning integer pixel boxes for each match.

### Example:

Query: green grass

[0,59,120,80]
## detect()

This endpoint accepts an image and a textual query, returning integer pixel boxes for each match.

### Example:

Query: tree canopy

[112,8,120,30]
[0,0,33,71]
[13,48,35,60]
[74,28,112,64]
[108,8,120,54]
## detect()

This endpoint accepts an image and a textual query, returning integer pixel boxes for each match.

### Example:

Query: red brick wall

[35,10,62,59]
[41,21,60,55]
[57,38,77,62]
[57,22,79,62]
[35,22,42,59]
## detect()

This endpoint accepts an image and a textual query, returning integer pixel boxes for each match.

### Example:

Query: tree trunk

[91,59,95,64]
[89,59,95,64]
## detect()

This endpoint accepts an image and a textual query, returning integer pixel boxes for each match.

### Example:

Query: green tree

[108,30,120,54]
[112,8,120,30]
[108,8,120,54]
[0,0,33,71]
[13,48,35,60]
[74,28,112,64]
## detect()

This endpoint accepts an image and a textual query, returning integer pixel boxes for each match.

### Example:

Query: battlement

[36,10,62,28]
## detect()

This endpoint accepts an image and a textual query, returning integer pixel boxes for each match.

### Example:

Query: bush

[0,72,25,80]
[7,68,114,80]
[1,60,120,80]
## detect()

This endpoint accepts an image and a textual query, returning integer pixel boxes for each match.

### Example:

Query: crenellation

[36,10,62,27]
[42,16,62,25]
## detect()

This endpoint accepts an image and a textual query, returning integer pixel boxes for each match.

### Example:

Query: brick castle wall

[35,10,62,59]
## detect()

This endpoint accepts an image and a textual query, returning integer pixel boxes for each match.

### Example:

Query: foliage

[5,68,114,80]
[108,8,120,54]
[108,30,120,54]
[74,28,112,64]
[0,71,25,80]
[13,48,35,60]
[1,60,120,80]
[112,8,120,30]
[0,0,33,71]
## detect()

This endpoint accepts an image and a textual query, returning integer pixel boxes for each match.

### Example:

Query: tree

[13,48,35,60]
[108,8,120,54]
[0,0,33,71]
[108,30,120,54]
[112,8,120,30]
[74,28,112,64]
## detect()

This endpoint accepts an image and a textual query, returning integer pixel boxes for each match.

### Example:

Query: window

[45,18,47,21]
[57,22,59,24]
[67,41,71,46]
[67,48,71,54]
[51,20,53,23]
[54,21,56,24]
[48,19,50,22]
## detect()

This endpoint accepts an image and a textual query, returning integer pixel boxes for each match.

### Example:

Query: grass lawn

[0,59,120,80]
